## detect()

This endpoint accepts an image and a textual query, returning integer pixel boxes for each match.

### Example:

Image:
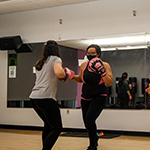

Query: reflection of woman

[118,72,132,108]
[73,44,113,150]
[29,40,74,150]
[127,80,132,105]
[145,75,150,107]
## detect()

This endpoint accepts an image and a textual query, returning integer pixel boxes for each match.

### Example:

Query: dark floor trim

[0,124,43,131]
[0,124,150,137]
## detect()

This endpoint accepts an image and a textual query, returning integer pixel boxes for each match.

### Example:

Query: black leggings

[118,93,129,108]
[81,96,106,147]
[30,98,62,150]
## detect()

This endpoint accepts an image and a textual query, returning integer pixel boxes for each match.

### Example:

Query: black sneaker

[87,146,97,150]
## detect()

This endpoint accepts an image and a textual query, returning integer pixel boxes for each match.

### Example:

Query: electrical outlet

[59,19,63,24]
[66,109,70,115]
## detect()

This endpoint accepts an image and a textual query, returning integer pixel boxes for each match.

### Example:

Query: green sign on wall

[8,54,17,66]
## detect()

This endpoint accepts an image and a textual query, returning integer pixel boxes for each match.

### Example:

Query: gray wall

[101,49,150,97]
[8,44,78,101]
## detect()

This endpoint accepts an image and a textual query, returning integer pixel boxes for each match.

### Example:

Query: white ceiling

[0,0,96,15]
[0,0,150,50]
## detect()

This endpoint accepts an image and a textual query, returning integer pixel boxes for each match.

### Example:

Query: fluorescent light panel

[82,34,150,46]
[101,46,148,51]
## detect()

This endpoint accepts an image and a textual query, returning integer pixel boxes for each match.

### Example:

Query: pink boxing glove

[88,57,106,77]
[129,95,132,100]
[59,67,75,83]
[145,88,148,92]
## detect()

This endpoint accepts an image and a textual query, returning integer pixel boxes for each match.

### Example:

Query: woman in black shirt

[118,72,132,108]
[73,44,113,150]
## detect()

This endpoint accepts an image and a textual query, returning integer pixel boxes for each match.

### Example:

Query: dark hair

[86,44,101,57]
[35,40,61,71]
[118,72,128,88]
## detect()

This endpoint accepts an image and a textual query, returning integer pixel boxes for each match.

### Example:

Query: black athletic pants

[81,96,106,147]
[30,98,62,150]
[118,93,129,109]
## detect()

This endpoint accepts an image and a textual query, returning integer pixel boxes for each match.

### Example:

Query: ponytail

[35,56,47,71]
[118,72,128,88]
[35,40,61,71]
[118,78,124,88]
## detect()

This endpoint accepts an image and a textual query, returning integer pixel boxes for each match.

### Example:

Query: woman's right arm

[127,90,132,100]
[127,90,131,97]
[126,83,132,100]
[72,62,86,83]
[53,62,66,78]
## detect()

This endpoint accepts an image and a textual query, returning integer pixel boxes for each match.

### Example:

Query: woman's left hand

[88,58,106,77]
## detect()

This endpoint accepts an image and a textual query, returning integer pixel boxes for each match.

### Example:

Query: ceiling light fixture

[101,46,148,51]
[80,33,150,48]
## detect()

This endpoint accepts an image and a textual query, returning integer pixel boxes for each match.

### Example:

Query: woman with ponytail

[118,72,132,108]
[35,40,61,71]
[29,40,74,150]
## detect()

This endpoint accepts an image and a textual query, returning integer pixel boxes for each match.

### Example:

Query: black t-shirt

[118,81,129,94]
[81,62,107,99]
